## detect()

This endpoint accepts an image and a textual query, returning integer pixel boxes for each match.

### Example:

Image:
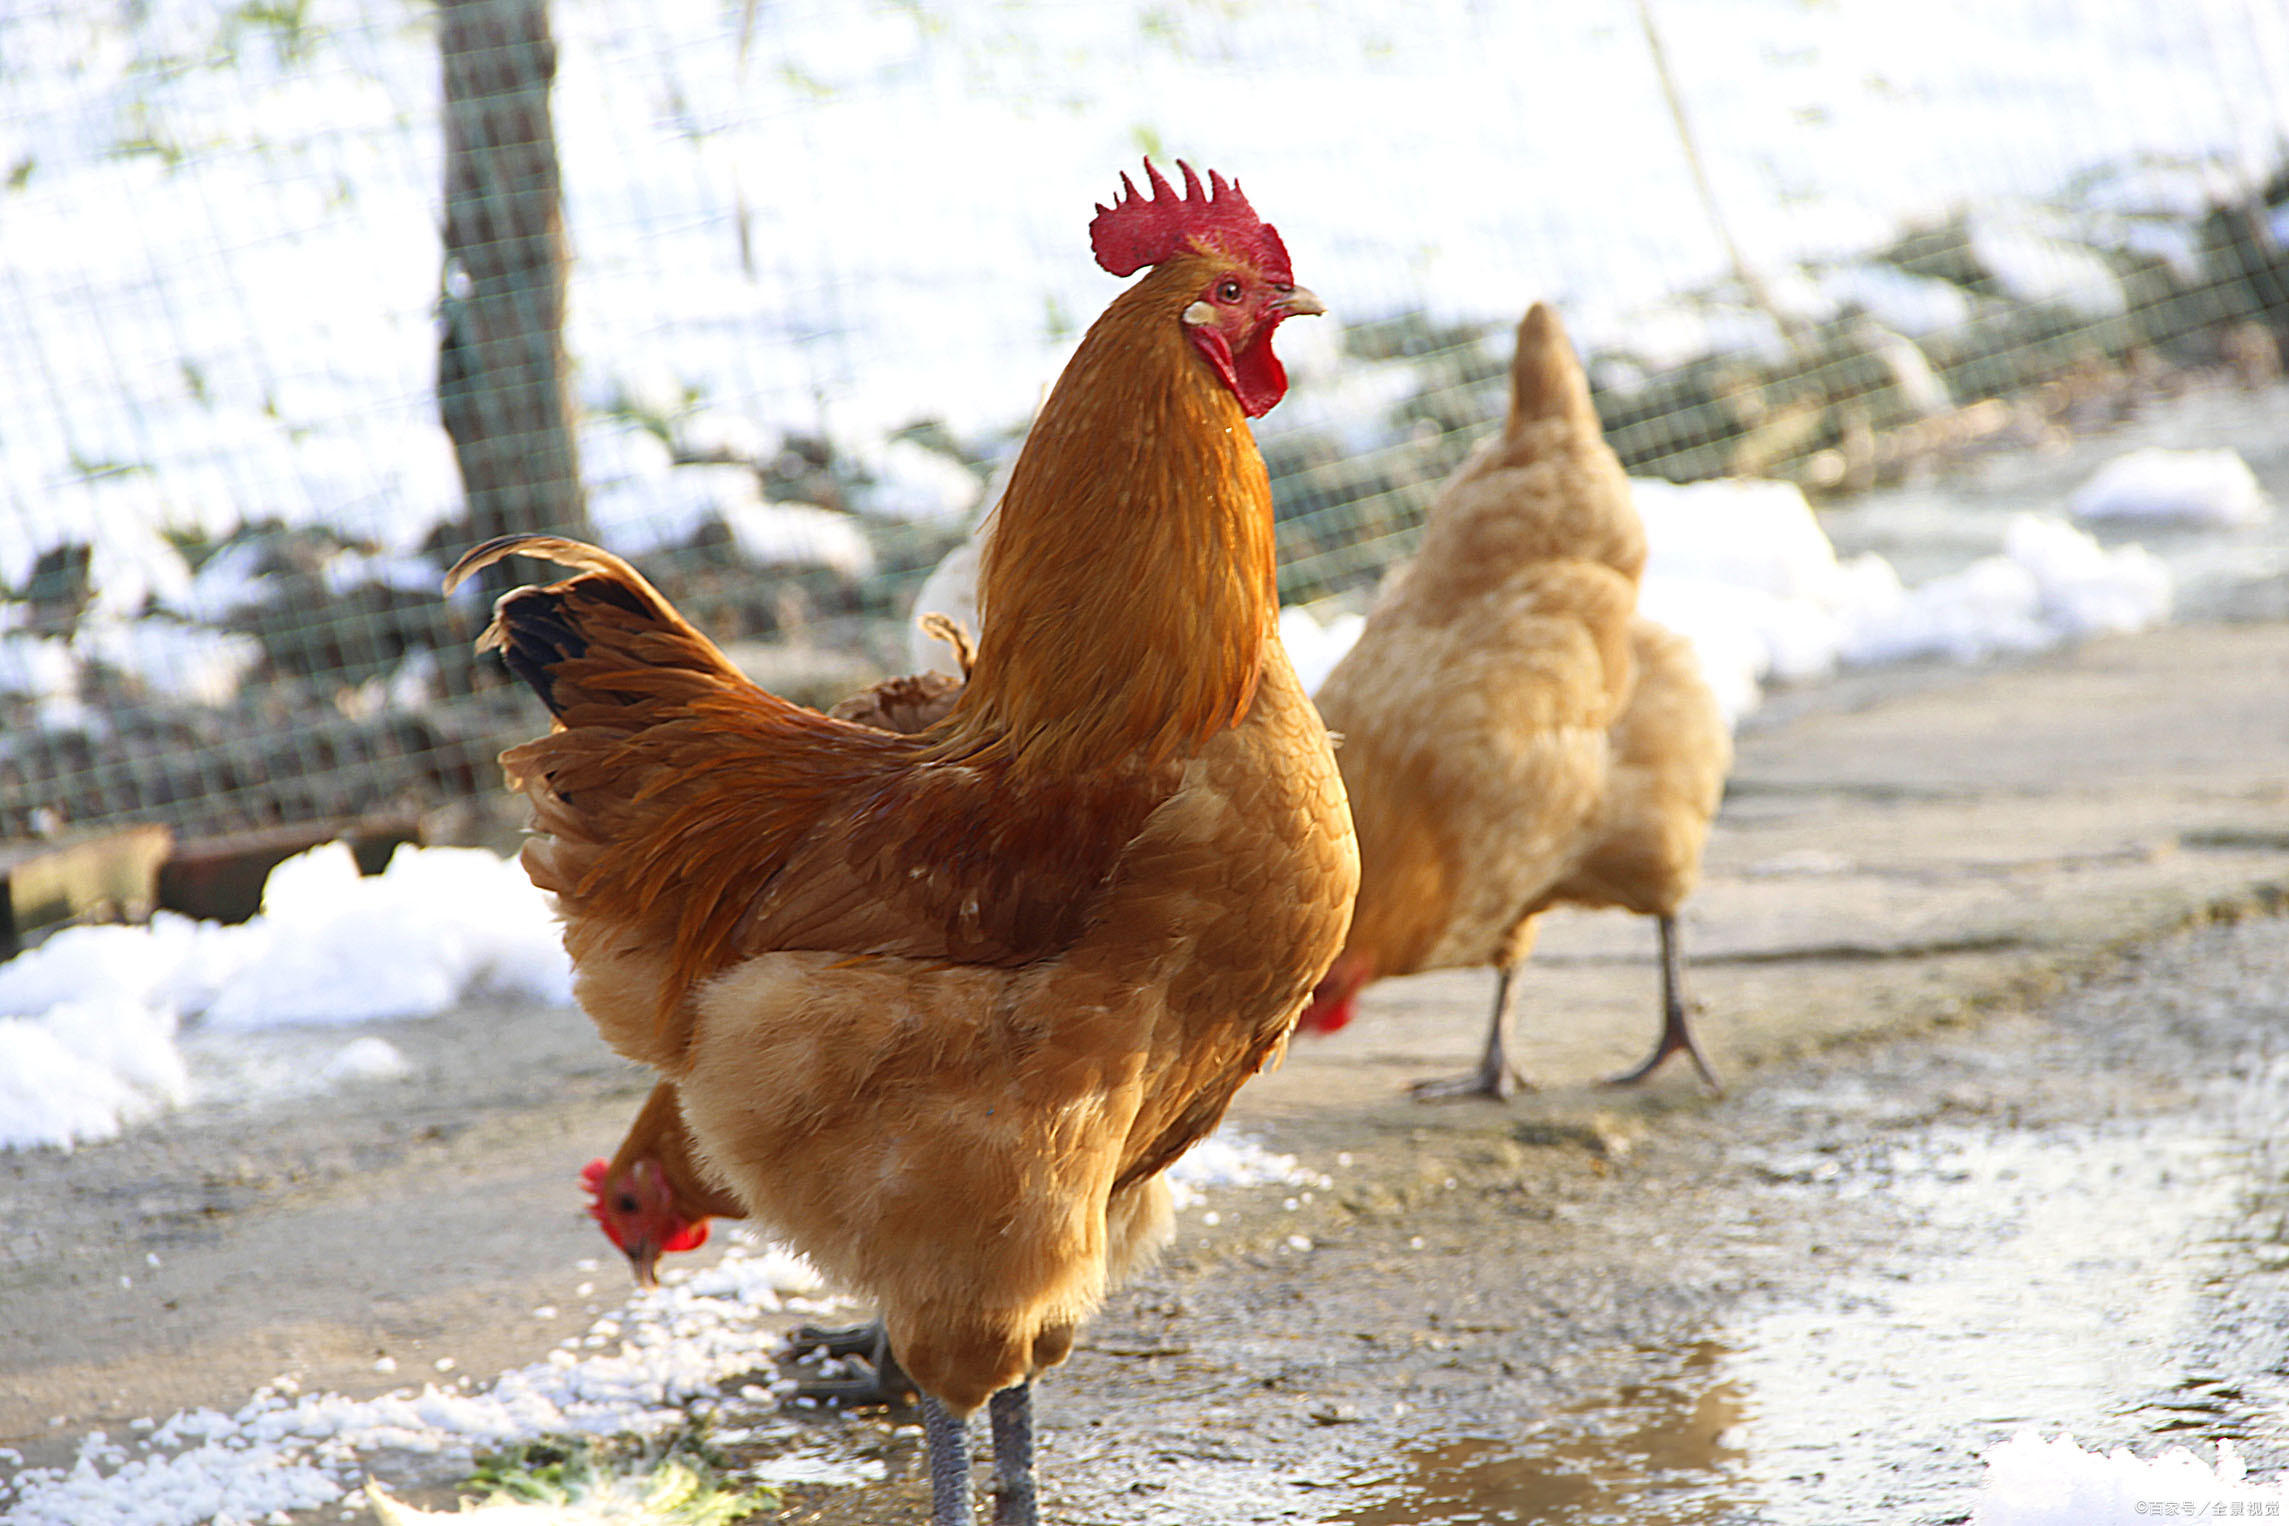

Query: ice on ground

[2069,446,2272,527]
[0,842,572,1151]
[1970,1429,2289,1524]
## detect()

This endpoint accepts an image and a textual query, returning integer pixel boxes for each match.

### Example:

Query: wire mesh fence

[4,0,2288,871]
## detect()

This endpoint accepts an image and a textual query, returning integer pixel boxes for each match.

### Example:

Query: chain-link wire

[4,0,2287,848]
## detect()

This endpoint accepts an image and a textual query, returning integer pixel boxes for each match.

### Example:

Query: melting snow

[1266,475,2179,730]
[0,842,572,1151]
[1970,1430,2289,1524]
[0,1245,829,1526]
[2069,446,2272,528]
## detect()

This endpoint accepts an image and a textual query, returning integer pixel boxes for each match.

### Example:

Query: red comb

[1090,159,1292,282]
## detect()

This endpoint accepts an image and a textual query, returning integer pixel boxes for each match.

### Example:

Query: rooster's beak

[626,1244,662,1289]
[1280,286,1326,318]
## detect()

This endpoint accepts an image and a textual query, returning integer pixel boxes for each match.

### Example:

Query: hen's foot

[1600,1019,1723,1096]
[1409,1059,1533,1103]
[787,1319,918,1406]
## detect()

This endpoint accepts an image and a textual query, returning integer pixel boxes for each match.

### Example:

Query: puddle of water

[1340,1117,2281,1526]
[1335,1342,1752,1525]
[1723,1123,2256,1523]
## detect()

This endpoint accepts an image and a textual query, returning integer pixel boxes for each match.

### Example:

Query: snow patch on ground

[0,843,572,1151]
[1970,1430,2289,1524]
[1165,1131,1327,1212]
[2069,447,2272,528]
[1278,475,2179,730]
[0,1244,829,1526]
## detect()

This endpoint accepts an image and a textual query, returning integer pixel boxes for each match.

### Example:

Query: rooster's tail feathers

[445,533,752,720]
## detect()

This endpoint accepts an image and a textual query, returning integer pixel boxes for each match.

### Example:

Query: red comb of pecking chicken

[1090,159,1292,282]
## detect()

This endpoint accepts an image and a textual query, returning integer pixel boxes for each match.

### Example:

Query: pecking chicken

[583,1078,744,1289]
[585,1075,919,1403]
[1301,302,1727,1098]
[449,160,1355,1526]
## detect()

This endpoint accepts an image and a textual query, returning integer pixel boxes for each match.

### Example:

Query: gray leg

[1602,913,1723,1095]
[989,1381,1038,1526]
[921,1392,974,1526]
[1411,963,1533,1102]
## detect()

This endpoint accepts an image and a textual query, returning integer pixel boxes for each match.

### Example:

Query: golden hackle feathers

[941,255,1276,776]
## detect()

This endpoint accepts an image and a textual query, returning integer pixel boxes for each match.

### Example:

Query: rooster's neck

[947,259,1278,774]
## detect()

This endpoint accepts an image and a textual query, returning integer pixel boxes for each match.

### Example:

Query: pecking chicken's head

[1090,159,1324,417]
[1296,950,1373,1036]
[581,1155,711,1288]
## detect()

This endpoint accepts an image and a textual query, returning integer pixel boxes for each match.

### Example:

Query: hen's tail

[1504,301,1602,436]
[445,533,757,721]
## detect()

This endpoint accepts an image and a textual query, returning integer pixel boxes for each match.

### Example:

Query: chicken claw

[787,1319,918,1406]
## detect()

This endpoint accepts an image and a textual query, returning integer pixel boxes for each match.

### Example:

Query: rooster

[1302,302,1725,1098]
[450,160,1355,1526]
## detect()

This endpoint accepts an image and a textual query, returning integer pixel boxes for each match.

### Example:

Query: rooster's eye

[1216,278,1243,303]
[615,1193,639,1214]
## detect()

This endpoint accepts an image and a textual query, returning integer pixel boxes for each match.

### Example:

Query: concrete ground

[1,616,2284,1521]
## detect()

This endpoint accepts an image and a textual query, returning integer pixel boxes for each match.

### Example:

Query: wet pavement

[2,614,2286,1524]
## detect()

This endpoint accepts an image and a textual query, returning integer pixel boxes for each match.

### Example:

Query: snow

[2070,447,2273,528]
[1970,1430,2289,1524]
[0,842,572,1151]
[4,0,2286,634]
[1279,603,1366,697]
[319,1035,414,1085]
[1163,1130,1327,1212]
[719,499,876,581]
[1841,513,2172,668]
[1268,475,2180,730]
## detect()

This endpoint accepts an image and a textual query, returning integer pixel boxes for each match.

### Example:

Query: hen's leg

[788,1319,917,1405]
[1411,963,1533,1102]
[989,1381,1038,1526]
[1601,914,1723,1095]
[921,1393,974,1526]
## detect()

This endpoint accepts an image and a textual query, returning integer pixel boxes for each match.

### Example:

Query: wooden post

[437,0,589,598]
